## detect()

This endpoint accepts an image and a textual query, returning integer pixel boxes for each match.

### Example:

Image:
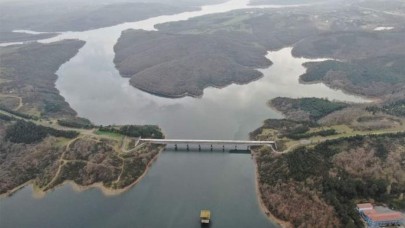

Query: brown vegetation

[260,179,341,228]
[0,40,85,117]
[0,126,163,195]
[252,93,405,227]
[49,137,162,191]
[293,31,405,60]
[114,30,270,97]
[253,133,405,227]
[0,39,165,197]
[0,135,63,194]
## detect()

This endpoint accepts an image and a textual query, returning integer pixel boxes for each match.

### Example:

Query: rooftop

[364,209,377,216]
[368,212,403,222]
[359,204,404,223]
[357,203,373,210]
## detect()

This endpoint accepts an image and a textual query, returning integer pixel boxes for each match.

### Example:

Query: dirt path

[112,156,126,184]
[42,137,80,190]
[278,127,405,153]
[0,95,23,111]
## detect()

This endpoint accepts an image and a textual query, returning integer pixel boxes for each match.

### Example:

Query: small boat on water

[200,210,211,224]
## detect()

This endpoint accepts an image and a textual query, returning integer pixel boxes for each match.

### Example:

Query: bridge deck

[139,139,275,146]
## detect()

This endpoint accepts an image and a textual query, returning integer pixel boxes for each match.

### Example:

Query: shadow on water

[201,222,212,228]
[0,148,277,228]
[165,146,251,154]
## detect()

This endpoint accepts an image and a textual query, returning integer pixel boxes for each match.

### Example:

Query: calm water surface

[1,151,276,228]
[0,0,368,227]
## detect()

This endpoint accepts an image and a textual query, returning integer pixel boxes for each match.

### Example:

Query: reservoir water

[1,151,275,228]
[0,0,368,227]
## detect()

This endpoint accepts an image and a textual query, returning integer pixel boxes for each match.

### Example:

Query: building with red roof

[357,203,403,227]
[357,203,373,211]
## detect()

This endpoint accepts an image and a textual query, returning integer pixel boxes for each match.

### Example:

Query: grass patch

[94,130,123,139]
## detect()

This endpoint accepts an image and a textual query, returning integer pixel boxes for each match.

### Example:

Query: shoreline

[0,147,164,199]
[252,151,293,228]
[297,77,380,103]
[266,100,286,118]
[125,68,268,99]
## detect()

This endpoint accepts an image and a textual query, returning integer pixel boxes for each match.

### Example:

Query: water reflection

[0,1,370,227]
[0,150,278,228]
[51,1,368,140]
[0,0,361,139]
[0,0,367,140]
[55,46,367,140]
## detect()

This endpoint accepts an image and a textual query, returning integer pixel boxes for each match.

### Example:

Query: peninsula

[251,96,405,227]
[114,30,270,98]
[0,41,164,197]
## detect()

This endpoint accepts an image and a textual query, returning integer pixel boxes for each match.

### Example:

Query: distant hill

[0,2,191,34]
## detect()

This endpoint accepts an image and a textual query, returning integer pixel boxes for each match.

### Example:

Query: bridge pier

[141,139,276,152]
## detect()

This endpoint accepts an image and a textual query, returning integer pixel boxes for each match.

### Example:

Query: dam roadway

[139,138,276,150]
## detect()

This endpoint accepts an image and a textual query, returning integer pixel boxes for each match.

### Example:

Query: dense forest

[302,57,405,85]
[251,118,318,134]
[57,117,94,129]
[5,120,79,144]
[251,118,324,138]
[0,105,37,120]
[271,97,348,121]
[99,125,164,139]
[367,99,405,117]
[284,129,337,140]
[301,55,405,97]
[0,113,15,121]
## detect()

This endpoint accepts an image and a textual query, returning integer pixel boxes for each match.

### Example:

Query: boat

[200,210,211,224]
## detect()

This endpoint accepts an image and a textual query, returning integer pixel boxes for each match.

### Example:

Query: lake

[0,0,367,227]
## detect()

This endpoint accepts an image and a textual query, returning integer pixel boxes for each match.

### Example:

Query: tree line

[99,125,163,139]
[0,105,38,120]
[5,120,79,144]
